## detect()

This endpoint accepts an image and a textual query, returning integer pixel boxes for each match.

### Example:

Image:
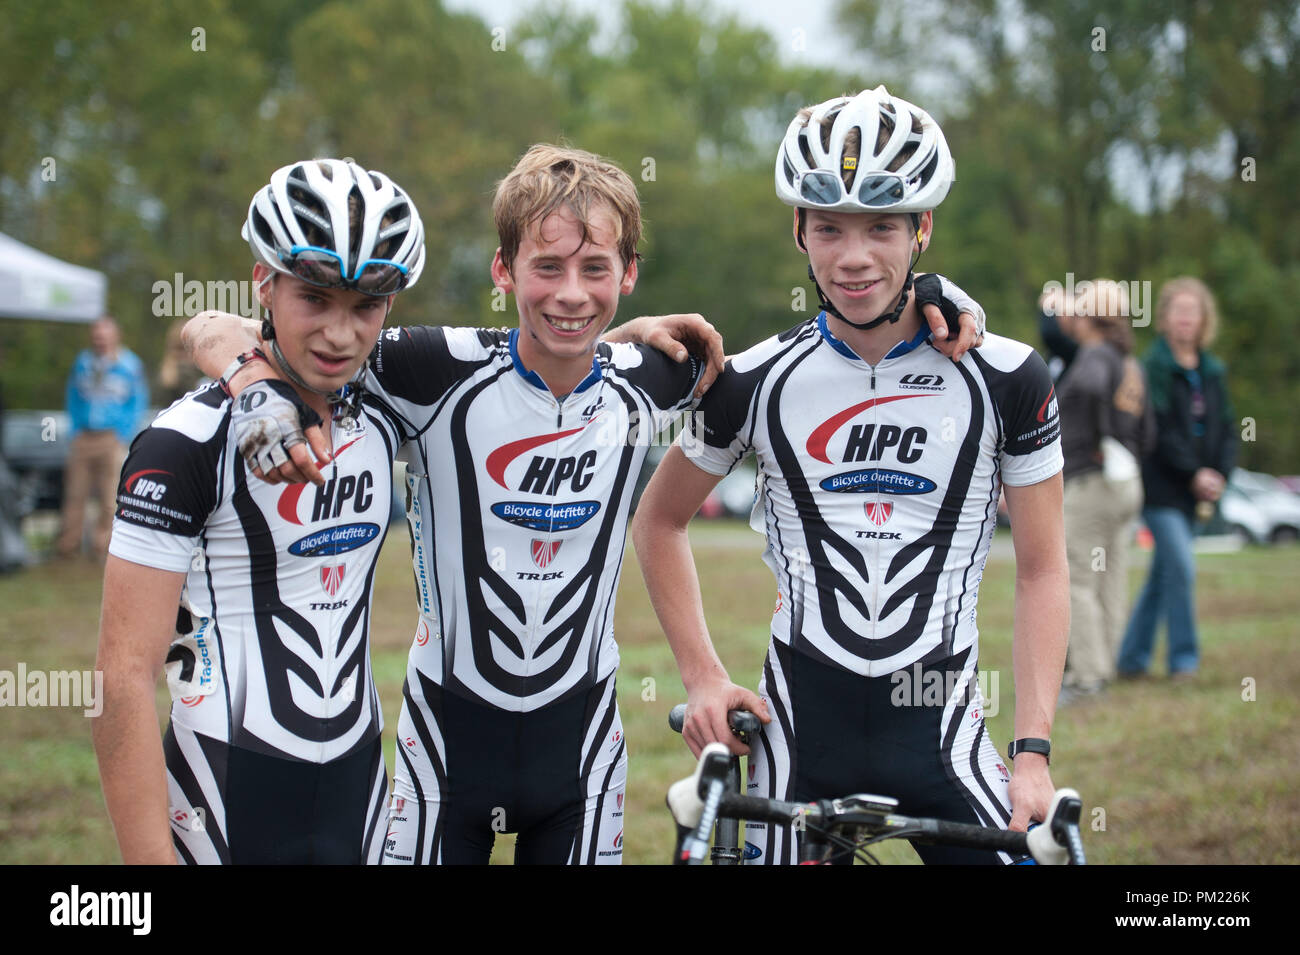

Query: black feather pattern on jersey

[877,361,983,647]
[765,343,877,663]
[450,367,535,698]
[229,460,375,751]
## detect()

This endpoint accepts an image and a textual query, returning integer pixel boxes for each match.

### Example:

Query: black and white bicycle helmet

[775,85,954,215]
[243,159,425,295]
[241,159,425,396]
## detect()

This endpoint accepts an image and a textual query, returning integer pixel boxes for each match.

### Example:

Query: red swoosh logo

[486,426,586,489]
[276,436,364,525]
[805,394,928,464]
[125,468,172,492]
[1036,386,1056,423]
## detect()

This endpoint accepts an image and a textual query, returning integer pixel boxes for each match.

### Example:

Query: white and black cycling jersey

[686,314,1062,677]
[109,382,401,763]
[366,325,700,712]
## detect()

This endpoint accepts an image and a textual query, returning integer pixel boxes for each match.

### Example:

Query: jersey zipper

[867,362,880,644]
[521,391,567,695]
[320,420,340,762]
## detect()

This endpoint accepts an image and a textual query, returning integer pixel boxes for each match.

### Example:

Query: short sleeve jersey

[365,325,700,712]
[108,382,402,762]
[685,314,1062,676]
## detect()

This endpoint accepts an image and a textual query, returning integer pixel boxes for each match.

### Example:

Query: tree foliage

[0,0,1295,469]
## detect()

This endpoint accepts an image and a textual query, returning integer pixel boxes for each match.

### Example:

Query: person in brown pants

[1054,281,1155,701]
[57,317,148,558]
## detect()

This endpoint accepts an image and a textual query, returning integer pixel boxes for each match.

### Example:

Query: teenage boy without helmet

[94,159,423,864]
[634,87,1068,863]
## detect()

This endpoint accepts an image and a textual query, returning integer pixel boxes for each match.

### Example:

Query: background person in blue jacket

[57,316,149,558]
[1118,277,1237,680]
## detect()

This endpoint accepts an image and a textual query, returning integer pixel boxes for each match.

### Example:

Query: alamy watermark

[583,402,707,452]
[1040,272,1151,327]
[889,662,1000,717]
[0,664,102,716]
[151,273,260,319]
[49,885,151,935]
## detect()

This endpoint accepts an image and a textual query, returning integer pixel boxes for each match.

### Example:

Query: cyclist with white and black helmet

[634,87,1069,863]
[93,159,424,864]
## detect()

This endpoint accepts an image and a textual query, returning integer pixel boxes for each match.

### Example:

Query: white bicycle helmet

[775,85,954,215]
[243,159,425,294]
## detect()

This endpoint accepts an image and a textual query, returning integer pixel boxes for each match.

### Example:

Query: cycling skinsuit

[685,314,1062,864]
[109,382,402,864]
[361,326,699,864]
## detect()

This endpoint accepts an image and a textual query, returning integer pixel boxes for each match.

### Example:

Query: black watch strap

[1007,737,1051,763]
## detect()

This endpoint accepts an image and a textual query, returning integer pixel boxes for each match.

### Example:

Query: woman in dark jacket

[1118,277,1237,679]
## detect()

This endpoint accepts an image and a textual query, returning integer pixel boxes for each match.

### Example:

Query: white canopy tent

[0,231,106,323]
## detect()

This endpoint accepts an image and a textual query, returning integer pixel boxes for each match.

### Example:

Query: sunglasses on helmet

[794,169,909,209]
[279,245,410,296]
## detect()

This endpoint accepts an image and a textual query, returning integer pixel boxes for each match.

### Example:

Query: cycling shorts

[382,669,626,865]
[745,640,1022,865]
[165,724,387,865]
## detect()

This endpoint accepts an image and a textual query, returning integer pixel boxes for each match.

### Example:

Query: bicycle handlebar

[667,703,761,745]
[665,743,1086,865]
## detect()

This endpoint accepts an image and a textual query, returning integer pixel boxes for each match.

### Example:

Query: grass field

[2,521,1297,864]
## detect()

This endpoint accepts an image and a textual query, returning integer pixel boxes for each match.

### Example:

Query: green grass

[2,525,1297,864]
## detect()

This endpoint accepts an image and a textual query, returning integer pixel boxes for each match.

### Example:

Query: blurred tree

[0,0,1294,472]
[835,0,1300,471]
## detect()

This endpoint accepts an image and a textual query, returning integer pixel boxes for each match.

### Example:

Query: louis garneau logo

[898,373,945,391]
[49,885,151,935]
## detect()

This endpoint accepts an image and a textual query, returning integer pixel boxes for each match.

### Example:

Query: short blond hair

[493,144,642,273]
[1156,276,1219,349]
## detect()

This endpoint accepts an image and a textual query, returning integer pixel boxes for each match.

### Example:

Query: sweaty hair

[493,144,642,273]
[1155,276,1220,349]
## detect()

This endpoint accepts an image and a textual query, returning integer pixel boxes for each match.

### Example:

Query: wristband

[219,347,269,396]
[1007,737,1051,763]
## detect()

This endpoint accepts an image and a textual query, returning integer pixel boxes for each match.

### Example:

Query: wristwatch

[1006,737,1051,763]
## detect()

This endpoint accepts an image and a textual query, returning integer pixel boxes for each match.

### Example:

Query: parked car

[1210,482,1272,543]
[631,445,757,520]
[1,409,69,513]
[1224,468,1300,543]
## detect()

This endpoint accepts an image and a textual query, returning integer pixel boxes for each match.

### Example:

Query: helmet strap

[260,306,355,400]
[257,271,277,341]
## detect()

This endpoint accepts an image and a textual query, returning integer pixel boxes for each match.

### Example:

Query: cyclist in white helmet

[634,87,1069,863]
[94,159,426,864]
